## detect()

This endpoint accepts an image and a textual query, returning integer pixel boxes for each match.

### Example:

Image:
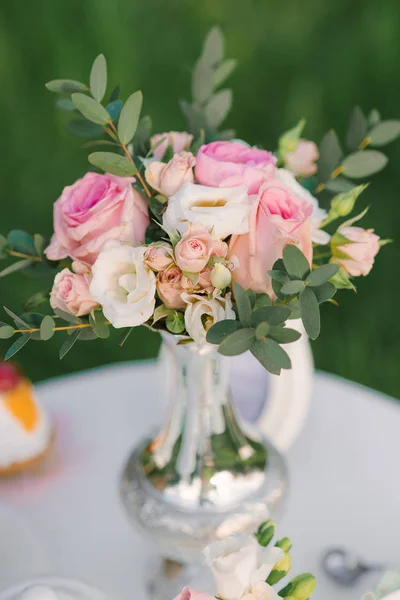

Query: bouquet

[0,28,397,373]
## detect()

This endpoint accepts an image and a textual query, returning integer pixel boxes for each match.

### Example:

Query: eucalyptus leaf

[23,291,49,311]
[254,294,272,310]
[90,54,107,102]
[0,325,15,339]
[82,140,119,149]
[251,306,291,327]
[5,334,32,360]
[268,326,301,344]
[280,280,305,295]
[233,282,252,326]
[368,120,400,147]
[346,106,368,151]
[246,290,256,308]
[71,93,110,125]
[283,245,310,279]
[368,108,381,128]
[79,328,99,341]
[8,230,35,255]
[325,177,355,193]
[251,340,280,375]
[0,259,33,278]
[300,287,320,340]
[133,115,152,155]
[40,315,55,341]
[56,98,76,111]
[166,311,185,334]
[89,311,110,339]
[33,234,46,256]
[213,59,237,88]
[268,270,289,284]
[65,119,104,139]
[108,84,120,103]
[341,150,388,178]
[201,26,224,67]
[59,329,81,359]
[205,89,232,130]
[153,304,174,325]
[317,130,342,182]
[53,308,82,325]
[118,91,143,145]
[45,79,88,93]
[106,99,123,121]
[207,319,242,344]
[312,281,336,303]
[88,152,137,176]
[255,322,270,340]
[192,63,214,104]
[3,307,29,328]
[306,264,339,287]
[218,328,255,356]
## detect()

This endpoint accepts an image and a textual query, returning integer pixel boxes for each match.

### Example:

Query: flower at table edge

[163,182,250,239]
[203,535,283,600]
[89,241,156,328]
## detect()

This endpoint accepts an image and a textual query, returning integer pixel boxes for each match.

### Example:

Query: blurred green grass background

[1,0,399,397]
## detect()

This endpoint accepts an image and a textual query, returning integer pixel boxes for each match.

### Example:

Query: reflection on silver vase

[121,333,287,566]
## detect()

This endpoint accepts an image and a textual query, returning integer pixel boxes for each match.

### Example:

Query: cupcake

[0,362,53,475]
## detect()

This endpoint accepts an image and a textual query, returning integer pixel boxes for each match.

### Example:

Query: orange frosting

[3,381,39,431]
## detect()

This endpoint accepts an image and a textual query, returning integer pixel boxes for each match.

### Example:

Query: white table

[1,360,399,600]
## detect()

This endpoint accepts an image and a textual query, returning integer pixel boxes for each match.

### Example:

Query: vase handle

[256,321,313,452]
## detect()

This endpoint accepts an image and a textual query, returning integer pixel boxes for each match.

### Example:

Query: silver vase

[120,334,287,592]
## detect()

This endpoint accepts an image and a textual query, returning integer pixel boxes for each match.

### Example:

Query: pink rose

[174,588,215,600]
[337,226,380,276]
[45,172,149,266]
[156,266,185,309]
[151,131,193,160]
[145,243,174,272]
[175,224,218,273]
[181,267,214,294]
[195,141,276,194]
[145,152,195,197]
[229,180,313,294]
[50,268,98,317]
[284,140,319,177]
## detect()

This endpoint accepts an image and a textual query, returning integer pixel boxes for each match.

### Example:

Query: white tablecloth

[1,360,399,600]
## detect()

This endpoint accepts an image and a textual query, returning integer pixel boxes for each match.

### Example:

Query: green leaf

[153,304,174,325]
[60,329,81,359]
[5,334,31,360]
[268,326,301,344]
[251,339,281,375]
[166,311,185,334]
[205,89,232,130]
[40,315,55,341]
[278,573,316,600]
[201,26,224,67]
[280,280,305,295]
[346,106,368,151]
[268,270,289,284]
[233,282,252,326]
[368,120,400,147]
[192,63,214,104]
[53,307,82,325]
[246,290,256,308]
[33,233,46,256]
[251,306,291,327]
[8,230,35,255]
[218,328,255,356]
[254,293,272,310]
[23,291,49,311]
[56,98,76,111]
[311,282,336,303]
[45,79,88,93]
[300,287,320,340]
[306,264,339,287]
[79,328,99,341]
[317,130,342,182]
[66,119,104,139]
[279,118,306,154]
[106,99,123,121]
[82,139,119,149]
[88,152,137,176]
[148,196,165,220]
[3,307,29,328]
[118,91,143,145]
[89,311,110,339]
[213,58,237,88]
[0,325,15,339]
[191,129,206,156]
[283,245,310,279]
[255,322,270,340]
[341,150,388,178]
[0,259,33,278]
[325,177,355,193]
[206,319,242,344]
[90,54,107,102]
[133,115,153,155]
[368,108,381,128]
[71,93,110,125]
[108,84,120,103]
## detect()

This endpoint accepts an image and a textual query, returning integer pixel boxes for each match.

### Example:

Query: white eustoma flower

[182,292,235,344]
[163,182,250,239]
[276,168,330,245]
[203,535,283,600]
[241,581,281,600]
[90,241,156,328]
